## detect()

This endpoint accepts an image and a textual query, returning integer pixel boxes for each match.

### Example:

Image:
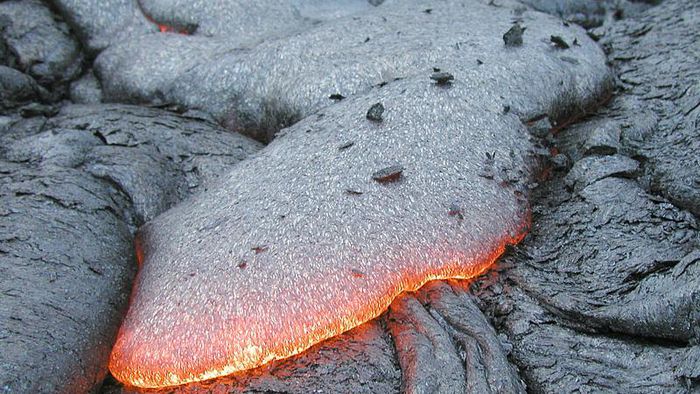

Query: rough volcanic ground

[107,0,614,387]
[0,0,697,393]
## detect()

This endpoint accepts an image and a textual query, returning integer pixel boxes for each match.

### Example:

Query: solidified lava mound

[0,0,697,393]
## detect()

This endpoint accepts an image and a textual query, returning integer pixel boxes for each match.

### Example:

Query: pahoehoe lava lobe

[108,2,611,389]
[96,0,609,143]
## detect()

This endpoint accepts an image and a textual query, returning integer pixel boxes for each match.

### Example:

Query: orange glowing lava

[139,4,189,35]
[108,215,529,389]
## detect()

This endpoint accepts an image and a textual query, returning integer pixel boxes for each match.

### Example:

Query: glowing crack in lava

[139,3,190,34]
[107,14,610,387]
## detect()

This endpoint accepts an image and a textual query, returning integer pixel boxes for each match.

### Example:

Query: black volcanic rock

[472,1,700,392]
[0,66,46,112]
[604,0,700,217]
[0,0,83,91]
[430,71,454,85]
[503,24,525,47]
[47,0,154,54]
[0,105,260,392]
[366,102,385,122]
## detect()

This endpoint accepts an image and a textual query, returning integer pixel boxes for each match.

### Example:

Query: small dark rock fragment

[372,165,404,183]
[430,71,454,85]
[338,141,354,150]
[252,246,268,254]
[423,8,432,14]
[550,35,570,49]
[551,153,570,170]
[88,266,103,276]
[560,56,579,65]
[448,202,464,220]
[237,261,247,269]
[329,93,345,101]
[479,152,496,179]
[500,166,522,186]
[345,189,363,196]
[476,59,484,65]
[366,102,385,122]
[503,105,511,114]
[503,24,525,47]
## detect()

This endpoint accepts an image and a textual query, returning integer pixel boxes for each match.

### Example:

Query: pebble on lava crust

[503,24,525,46]
[372,165,404,184]
[430,72,454,85]
[366,102,385,122]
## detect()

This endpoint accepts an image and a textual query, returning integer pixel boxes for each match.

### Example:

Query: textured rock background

[0,106,260,392]
[473,1,699,391]
[0,0,697,393]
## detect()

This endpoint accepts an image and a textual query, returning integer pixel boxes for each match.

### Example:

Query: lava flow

[104,2,610,381]
[138,2,190,35]
[109,214,529,389]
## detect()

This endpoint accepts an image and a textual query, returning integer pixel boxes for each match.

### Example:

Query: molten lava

[139,5,189,35]
[109,217,528,389]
